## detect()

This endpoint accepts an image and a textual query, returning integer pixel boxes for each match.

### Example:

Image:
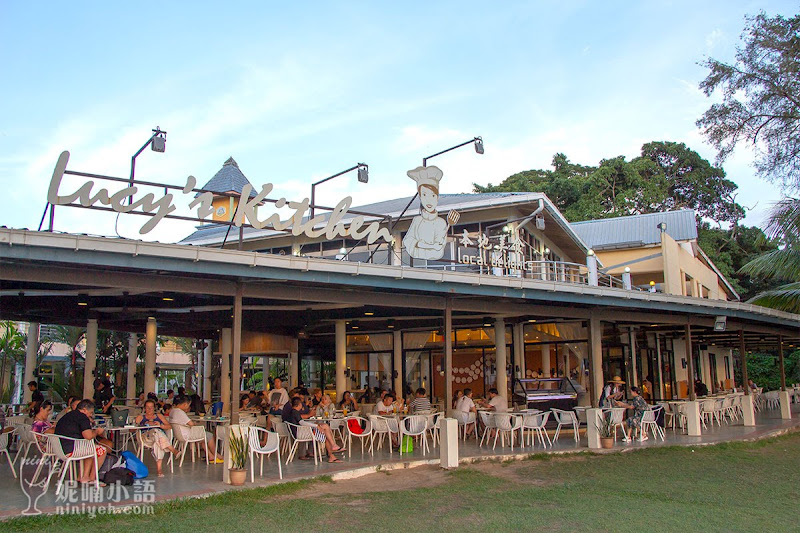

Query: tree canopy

[697,11,800,191]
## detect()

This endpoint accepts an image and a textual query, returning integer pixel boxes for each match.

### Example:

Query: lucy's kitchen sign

[47,151,392,244]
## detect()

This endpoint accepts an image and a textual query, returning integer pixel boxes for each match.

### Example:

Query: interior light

[162,297,174,301]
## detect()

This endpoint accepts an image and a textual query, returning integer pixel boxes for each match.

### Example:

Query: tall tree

[697,12,800,191]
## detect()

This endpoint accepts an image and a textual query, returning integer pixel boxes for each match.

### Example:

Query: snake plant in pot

[229,427,249,485]
[596,411,616,449]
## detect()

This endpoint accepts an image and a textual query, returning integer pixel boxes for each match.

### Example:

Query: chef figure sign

[403,165,460,260]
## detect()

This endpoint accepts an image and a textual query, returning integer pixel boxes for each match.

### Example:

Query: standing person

[402,166,459,260]
[269,377,290,409]
[135,399,179,477]
[617,387,649,443]
[169,396,224,463]
[27,381,44,410]
[54,399,108,485]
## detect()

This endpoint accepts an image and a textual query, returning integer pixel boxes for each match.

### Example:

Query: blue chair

[211,401,223,416]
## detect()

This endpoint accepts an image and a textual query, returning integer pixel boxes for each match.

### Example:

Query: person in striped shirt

[409,388,432,413]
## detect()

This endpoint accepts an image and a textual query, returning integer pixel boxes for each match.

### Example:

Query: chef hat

[407,165,443,191]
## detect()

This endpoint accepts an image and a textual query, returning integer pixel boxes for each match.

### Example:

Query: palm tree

[740,198,800,313]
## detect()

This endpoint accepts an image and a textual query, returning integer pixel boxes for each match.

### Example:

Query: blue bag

[120,450,149,479]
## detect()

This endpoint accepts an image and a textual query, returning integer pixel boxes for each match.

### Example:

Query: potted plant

[228,427,249,486]
[596,412,615,449]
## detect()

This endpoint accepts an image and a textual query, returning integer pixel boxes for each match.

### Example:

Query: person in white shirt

[269,377,290,409]
[374,393,401,446]
[169,396,223,463]
[455,388,477,437]
[480,388,509,413]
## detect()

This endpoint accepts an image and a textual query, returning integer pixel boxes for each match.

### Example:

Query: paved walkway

[2,406,798,518]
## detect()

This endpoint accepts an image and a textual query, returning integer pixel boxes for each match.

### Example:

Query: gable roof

[570,209,697,250]
[198,157,257,199]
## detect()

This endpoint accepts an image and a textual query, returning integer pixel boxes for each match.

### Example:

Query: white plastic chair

[136,428,175,473]
[0,430,17,478]
[172,424,210,466]
[345,416,373,458]
[640,405,664,441]
[12,424,38,470]
[491,413,522,451]
[270,417,291,454]
[41,434,99,495]
[453,411,477,441]
[522,411,551,448]
[400,415,429,456]
[605,408,626,441]
[369,415,397,455]
[425,412,441,447]
[478,410,497,447]
[284,422,319,465]
[551,409,580,444]
[247,427,282,481]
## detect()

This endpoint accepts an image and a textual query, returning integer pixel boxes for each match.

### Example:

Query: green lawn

[6,433,800,532]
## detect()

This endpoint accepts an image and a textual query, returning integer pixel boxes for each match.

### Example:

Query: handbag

[120,450,149,479]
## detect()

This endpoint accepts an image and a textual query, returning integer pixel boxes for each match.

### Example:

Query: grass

[6,433,800,532]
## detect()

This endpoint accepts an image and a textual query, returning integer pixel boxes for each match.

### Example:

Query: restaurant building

[2,153,798,432]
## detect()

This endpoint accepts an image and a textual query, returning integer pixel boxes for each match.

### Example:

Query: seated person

[54,399,109,484]
[694,379,709,397]
[452,390,464,410]
[409,388,432,413]
[31,400,55,436]
[189,394,206,415]
[162,403,173,418]
[135,399,179,477]
[339,391,359,413]
[315,394,337,418]
[169,395,223,463]
[478,388,508,413]
[374,393,401,446]
[284,397,344,463]
[455,388,477,437]
[55,396,80,423]
[310,389,324,407]
[616,386,649,443]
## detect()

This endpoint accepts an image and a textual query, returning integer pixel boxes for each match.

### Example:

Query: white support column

[126,333,138,405]
[586,408,603,449]
[445,299,453,415]
[83,319,98,400]
[220,328,232,415]
[440,417,459,468]
[393,331,402,396]
[23,322,39,404]
[143,318,157,396]
[203,340,212,402]
[513,323,525,380]
[494,318,507,397]
[289,352,299,388]
[741,394,756,426]
[684,400,702,436]
[628,327,638,387]
[779,390,792,419]
[588,316,603,408]
[542,344,551,378]
[335,320,347,401]
[587,251,598,286]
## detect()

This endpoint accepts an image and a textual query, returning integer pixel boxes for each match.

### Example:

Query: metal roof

[198,157,257,199]
[570,210,697,250]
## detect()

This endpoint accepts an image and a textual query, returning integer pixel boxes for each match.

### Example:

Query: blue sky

[0,1,795,243]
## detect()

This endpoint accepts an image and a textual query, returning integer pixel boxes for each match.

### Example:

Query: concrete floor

[2,405,798,518]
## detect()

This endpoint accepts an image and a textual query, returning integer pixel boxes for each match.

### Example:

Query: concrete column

[203,340,212,402]
[440,417,459,468]
[561,344,569,377]
[685,324,696,401]
[393,331,402,396]
[126,333,138,405]
[541,344,551,377]
[588,316,603,408]
[628,327,638,387]
[83,319,98,399]
[684,400,702,436]
[494,318,507,397]
[587,251,598,286]
[335,320,346,401]
[445,299,453,415]
[23,322,39,404]
[622,268,632,290]
[220,328,232,415]
[231,283,243,424]
[654,332,665,399]
[143,317,157,395]
[513,323,525,380]
[586,408,603,449]
[779,391,792,419]
[289,352,299,389]
[741,394,756,426]
[262,356,269,392]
